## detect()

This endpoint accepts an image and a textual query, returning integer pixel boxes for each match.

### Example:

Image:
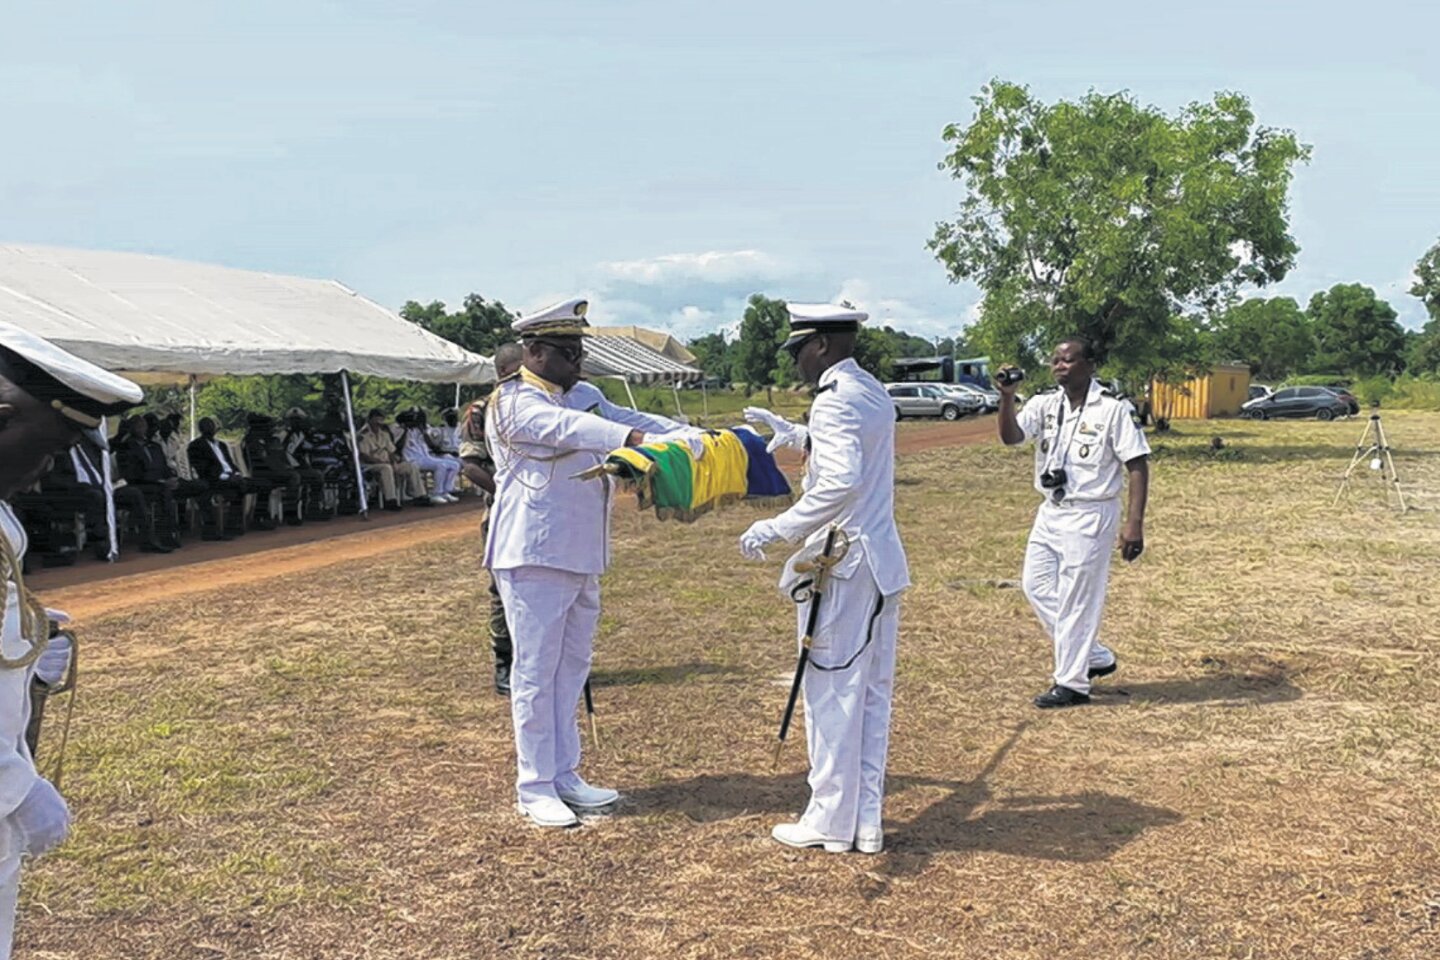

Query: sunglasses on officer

[533,338,584,364]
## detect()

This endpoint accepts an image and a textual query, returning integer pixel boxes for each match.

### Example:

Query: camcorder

[994,367,1025,387]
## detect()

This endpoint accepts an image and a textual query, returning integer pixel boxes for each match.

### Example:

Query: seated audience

[357,408,426,510]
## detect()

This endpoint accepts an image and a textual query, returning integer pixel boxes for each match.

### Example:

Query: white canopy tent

[581,334,704,418]
[0,244,496,527]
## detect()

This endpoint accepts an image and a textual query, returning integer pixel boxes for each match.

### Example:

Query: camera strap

[1043,392,1088,476]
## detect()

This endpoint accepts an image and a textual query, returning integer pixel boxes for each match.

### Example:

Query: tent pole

[341,371,369,517]
[624,378,638,411]
[101,416,118,561]
[672,382,683,421]
[454,382,461,409]
[188,375,198,441]
[701,382,708,421]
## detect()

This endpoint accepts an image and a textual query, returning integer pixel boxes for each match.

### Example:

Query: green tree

[686,332,732,381]
[1412,238,1440,325]
[1208,297,1315,381]
[852,328,896,381]
[929,81,1309,383]
[731,294,789,392]
[1306,283,1406,376]
[401,294,519,356]
[1405,239,1440,374]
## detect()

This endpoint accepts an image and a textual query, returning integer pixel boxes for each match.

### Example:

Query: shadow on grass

[622,723,1181,881]
[1149,442,1355,464]
[590,661,746,688]
[1094,670,1302,707]
[881,723,1181,881]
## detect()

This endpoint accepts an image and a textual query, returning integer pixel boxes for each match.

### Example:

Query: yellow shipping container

[1150,364,1252,419]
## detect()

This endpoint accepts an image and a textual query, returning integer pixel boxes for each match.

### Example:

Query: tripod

[1333,405,1407,512]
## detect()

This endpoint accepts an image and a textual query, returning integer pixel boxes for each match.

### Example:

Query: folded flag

[583,426,792,522]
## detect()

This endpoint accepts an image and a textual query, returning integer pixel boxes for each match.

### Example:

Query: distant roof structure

[0,244,494,383]
[583,335,702,384]
[588,325,697,365]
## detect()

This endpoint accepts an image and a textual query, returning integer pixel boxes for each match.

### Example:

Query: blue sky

[3,1,1437,340]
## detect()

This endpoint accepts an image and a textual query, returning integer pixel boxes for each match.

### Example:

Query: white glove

[643,428,707,461]
[739,519,784,561]
[9,778,70,858]
[743,407,806,454]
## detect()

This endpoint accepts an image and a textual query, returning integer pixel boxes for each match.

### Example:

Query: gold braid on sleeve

[0,533,46,671]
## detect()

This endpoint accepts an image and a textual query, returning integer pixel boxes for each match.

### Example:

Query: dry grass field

[17,411,1440,959]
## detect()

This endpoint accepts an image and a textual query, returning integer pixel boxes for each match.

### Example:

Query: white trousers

[409,455,460,495]
[0,838,18,960]
[796,568,900,843]
[494,566,601,807]
[1022,498,1120,694]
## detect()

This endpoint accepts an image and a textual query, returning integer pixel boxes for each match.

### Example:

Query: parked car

[1248,383,1274,402]
[886,383,972,421]
[1320,386,1360,416]
[1241,386,1350,420]
[943,382,1000,413]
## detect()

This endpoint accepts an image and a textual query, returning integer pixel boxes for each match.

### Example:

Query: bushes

[1386,374,1440,410]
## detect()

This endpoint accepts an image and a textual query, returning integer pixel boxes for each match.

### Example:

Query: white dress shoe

[771,822,851,853]
[428,494,449,505]
[516,797,579,828]
[442,493,460,503]
[855,826,884,854]
[555,780,620,809]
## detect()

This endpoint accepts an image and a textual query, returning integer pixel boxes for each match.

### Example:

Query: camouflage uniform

[458,391,511,677]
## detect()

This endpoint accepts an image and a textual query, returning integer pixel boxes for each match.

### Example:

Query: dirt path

[36,417,996,623]
[41,511,480,623]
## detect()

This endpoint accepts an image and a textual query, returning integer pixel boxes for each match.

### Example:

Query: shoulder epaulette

[814,381,837,396]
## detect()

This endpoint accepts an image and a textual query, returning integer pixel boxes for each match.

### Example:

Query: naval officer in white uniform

[485,298,705,827]
[0,321,143,958]
[997,337,1150,708]
[739,304,909,855]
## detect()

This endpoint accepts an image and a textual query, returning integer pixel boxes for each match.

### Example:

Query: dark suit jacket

[187,436,242,483]
[119,438,173,485]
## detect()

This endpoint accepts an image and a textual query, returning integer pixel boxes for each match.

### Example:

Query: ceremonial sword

[772,524,850,768]
[583,677,600,747]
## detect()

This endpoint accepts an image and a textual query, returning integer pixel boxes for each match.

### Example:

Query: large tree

[731,294,789,391]
[1306,283,1406,376]
[401,294,519,356]
[929,81,1309,382]
[1208,296,1315,381]
[1405,238,1440,374]
[685,331,733,381]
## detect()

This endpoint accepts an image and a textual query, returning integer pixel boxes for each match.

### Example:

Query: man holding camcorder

[996,338,1150,709]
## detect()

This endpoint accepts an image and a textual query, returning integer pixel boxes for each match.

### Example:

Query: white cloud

[598,250,788,285]
[829,278,976,339]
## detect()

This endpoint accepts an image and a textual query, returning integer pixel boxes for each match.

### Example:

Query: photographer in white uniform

[997,337,1150,709]
[0,321,142,958]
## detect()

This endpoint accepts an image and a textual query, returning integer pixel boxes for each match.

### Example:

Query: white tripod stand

[1333,404,1407,512]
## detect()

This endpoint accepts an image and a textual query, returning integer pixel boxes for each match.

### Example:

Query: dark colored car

[1320,386,1360,415]
[1242,386,1350,421]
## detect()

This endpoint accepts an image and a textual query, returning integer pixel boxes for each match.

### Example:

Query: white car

[943,382,1001,413]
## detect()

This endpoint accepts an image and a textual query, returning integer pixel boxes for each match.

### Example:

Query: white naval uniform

[484,371,679,810]
[1016,380,1150,694]
[400,428,461,496]
[767,358,910,845]
[0,504,40,960]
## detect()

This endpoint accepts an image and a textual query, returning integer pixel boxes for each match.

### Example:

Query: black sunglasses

[535,338,584,364]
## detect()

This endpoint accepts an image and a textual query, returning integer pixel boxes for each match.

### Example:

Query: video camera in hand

[994,367,1025,387]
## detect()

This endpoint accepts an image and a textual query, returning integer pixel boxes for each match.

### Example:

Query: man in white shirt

[738,304,910,856]
[486,297,704,828]
[997,338,1150,708]
[0,320,143,959]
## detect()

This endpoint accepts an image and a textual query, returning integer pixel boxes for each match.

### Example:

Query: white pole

[672,382,683,421]
[701,381,709,421]
[623,378,638,411]
[340,371,368,516]
[100,416,118,561]
[188,375,198,441]
[454,382,461,409]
